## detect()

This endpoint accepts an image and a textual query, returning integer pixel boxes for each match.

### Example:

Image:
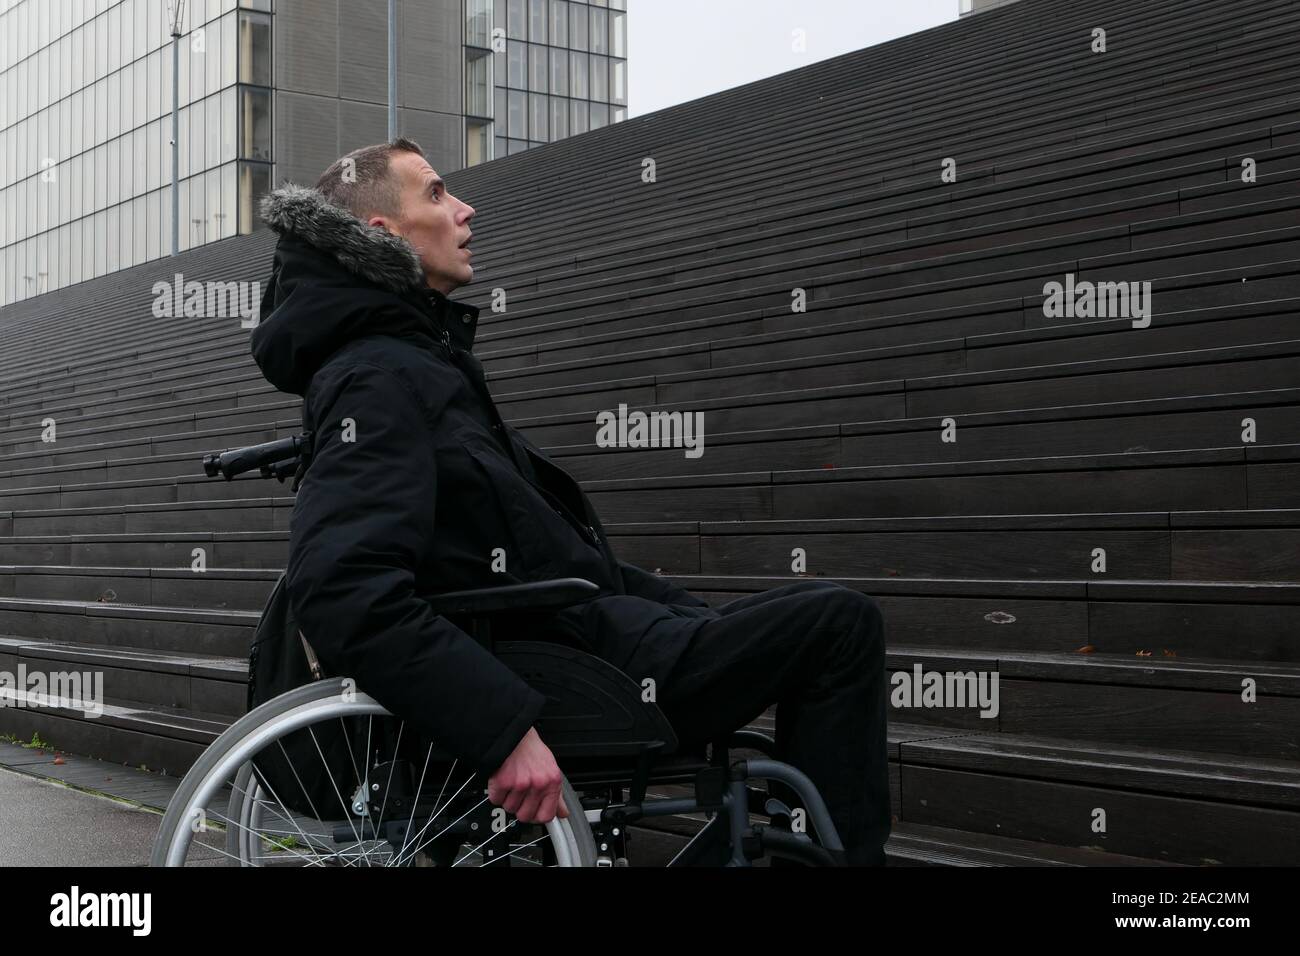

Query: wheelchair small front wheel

[150,679,597,867]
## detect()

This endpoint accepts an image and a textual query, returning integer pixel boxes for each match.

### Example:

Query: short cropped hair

[314,137,426,221]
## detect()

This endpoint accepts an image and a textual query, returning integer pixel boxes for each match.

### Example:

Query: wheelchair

[150,430,847,867]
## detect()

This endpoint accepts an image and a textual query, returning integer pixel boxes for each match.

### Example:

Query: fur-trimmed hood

[250,183,481,396]
[258,183,427,294]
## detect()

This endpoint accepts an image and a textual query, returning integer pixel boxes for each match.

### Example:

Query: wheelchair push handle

[201,431,314,482]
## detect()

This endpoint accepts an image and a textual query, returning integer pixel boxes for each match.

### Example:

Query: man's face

[370,151,476,295]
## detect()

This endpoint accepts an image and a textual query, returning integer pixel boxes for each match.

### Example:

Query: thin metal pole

[387,0,397,139]
[171,25,180,256]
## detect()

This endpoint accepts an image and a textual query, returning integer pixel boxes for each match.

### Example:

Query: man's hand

[486,726,570,824]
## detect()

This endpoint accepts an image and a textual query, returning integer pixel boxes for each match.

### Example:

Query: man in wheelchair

[248,139,890,866]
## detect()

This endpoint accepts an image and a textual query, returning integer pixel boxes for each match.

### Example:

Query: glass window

[466,0,491,48]
[612,58,626,104]
[569,98,587,135]
[107,205,120,270]
[137,0,150,58]
[590,7,607,55]
[222,12,236,88]
[207,92,221,168]
[550,48,568,96]
[207,166,221,242]
[569,2,587,51]
[529,92,547,141]
[466,48,491,116]
[569,50,588,99]
[120,129,134,200]
[508,138,527,156]
[611,10,626,57]
[107,4,121,74]
[122,1,136,66]
[130,58,145,129]
[506,41,525,88]
[107,141,120,208]
[239,86,271,161]
[132,194,145,267]
[59,151,72,226]
[70,91,82,158]
[494,134,506,160]
[549,96,568,140]
[190,25,207,102]
[613,106,626,123]
[178,176,191,252]
[238,10,271,86]
[529,43,547,92]
[147,119,160,192]
[221,162,236,239]
[507,89,526,138]
[94,209,106,276]
[135,126,148,195]
[95,77,107,147]
[549,0,567,45]
[238,161,270,233]
[94,145,106,214]
[58,224,71,287]
[189,102,203,175]
[590,54,608,102]
[506,0,525,39]
[221,86,236,162]
[529,0,546,41]
[495,86,506,124]
[148,48,160,119]
[48,34,62,104]
[467,119,491,166]
[148,0,161,55]
[71,156,83,225]
[148,188,161,259]
[206,12,221,93]
[106,70,120,140]
[71,26,83,91]
[590,101,609,129]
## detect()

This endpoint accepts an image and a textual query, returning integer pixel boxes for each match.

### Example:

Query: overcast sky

[626,0,960,119]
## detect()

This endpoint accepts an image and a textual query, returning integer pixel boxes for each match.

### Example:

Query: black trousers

[641,580,891,866]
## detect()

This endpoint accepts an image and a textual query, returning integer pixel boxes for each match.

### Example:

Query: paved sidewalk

[0,740,183,866]
[0,768,166,866]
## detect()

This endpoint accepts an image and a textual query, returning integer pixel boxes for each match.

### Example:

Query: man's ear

[368,215,400,238]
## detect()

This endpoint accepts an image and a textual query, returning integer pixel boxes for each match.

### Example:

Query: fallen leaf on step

[1075,644,1096,654]
[1136,650,1152,657]
[1162,649,1177,657]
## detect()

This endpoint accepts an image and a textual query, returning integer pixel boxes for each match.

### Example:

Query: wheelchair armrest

[423,577,600,616]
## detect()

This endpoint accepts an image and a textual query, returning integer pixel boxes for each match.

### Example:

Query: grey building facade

[960,0,1023,14]
[0,0,627,308]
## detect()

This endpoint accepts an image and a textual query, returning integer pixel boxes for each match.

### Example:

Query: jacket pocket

[453,426,558,578]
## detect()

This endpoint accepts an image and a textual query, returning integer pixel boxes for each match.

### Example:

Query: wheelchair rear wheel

[150,679,597,867]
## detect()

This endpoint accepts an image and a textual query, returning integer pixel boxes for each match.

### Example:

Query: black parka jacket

[250,185,715,775]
